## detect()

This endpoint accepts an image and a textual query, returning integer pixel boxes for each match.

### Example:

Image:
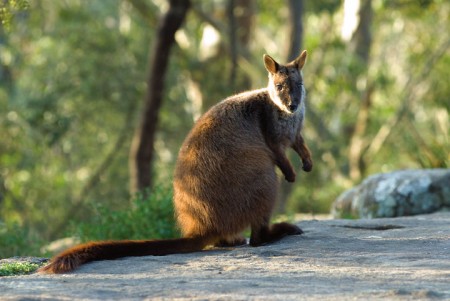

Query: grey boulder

[332,169,450,219]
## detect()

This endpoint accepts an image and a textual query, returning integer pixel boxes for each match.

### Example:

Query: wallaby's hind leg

[250,221,303,247]
[214,235,247,247]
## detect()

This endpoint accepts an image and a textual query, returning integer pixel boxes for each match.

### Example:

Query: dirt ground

[1,212,449,300]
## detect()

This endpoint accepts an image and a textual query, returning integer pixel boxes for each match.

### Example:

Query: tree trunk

[348,0,373,181]
[286,0,304,61]
[351,0,372,64]
[129,0,190,195]
[227,0,238,89]
[227,0,254,91]
[277,0,304,214]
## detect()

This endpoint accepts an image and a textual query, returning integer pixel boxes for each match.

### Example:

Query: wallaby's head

[264,50,307,114]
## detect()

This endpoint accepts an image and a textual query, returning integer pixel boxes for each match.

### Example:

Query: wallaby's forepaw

[285,172,296,182]
[302,159,313,172]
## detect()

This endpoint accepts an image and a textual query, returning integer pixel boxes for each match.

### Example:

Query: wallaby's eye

[275,84,283,91]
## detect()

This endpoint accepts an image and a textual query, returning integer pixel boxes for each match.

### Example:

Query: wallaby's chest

[269,108,303,145]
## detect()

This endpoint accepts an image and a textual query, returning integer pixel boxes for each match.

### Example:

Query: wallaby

[38,50,313,274]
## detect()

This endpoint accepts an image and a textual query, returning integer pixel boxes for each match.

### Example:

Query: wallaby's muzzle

[289,104,298,112]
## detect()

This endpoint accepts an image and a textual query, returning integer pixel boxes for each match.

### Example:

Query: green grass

[0,262,43,277]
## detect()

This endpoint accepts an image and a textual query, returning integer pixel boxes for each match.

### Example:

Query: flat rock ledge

[1,212,449,301]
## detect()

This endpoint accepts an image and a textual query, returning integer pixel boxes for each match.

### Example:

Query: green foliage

[0,262,41,276]
[337,212,358,220]
[0,0,29,31]
[1,0,151,240]
[0,222,43,258]
[0,0,448,257]
[305,0,340,14]
[71,186,178,242]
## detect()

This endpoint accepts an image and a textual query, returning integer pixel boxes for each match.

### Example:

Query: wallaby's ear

[293,50,307,70]
[263,54,280,74]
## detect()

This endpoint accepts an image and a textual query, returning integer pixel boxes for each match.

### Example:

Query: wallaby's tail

[38,236,211,274]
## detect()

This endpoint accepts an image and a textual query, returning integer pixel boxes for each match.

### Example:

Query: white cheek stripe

[271,93,292,113]
[268,81,292,114]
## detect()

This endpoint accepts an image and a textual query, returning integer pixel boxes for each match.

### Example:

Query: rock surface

[332,169,450,219]
[0,257,48,266]
[1,212,450,300]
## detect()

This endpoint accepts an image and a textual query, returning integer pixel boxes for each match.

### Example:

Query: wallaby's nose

[289,104,298,112]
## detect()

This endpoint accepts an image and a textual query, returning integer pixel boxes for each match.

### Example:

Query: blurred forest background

[0,0,448,257]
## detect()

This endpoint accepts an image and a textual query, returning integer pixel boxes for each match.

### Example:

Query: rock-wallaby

[39,50,313,274]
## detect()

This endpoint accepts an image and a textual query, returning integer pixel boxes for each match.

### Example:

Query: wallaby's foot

[270,222,303,237]
[250,222,303,246]
[214,236,247,247]
[302,158,313,172]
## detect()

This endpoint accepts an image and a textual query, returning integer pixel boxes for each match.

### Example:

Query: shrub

[71,186,179,242]
[0,262,42,277]
[0,222,43,258]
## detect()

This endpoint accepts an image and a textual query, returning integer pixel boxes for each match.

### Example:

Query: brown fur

[38,51,312,274]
